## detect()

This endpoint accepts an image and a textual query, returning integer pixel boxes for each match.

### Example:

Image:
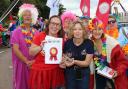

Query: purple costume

[11,27,38,89]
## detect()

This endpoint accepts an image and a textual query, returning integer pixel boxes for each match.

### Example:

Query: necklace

[93,35,107,67]
[21,24,35,47]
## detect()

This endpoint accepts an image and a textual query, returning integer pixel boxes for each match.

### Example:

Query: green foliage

[59,4,66,16]
[0,0,66,22]
[0,0,10,16]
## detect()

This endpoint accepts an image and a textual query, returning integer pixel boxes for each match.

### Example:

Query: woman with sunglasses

[60,21,94,89]
[91,18,128,89]
[106,15,119,39]
[29,15,65,89]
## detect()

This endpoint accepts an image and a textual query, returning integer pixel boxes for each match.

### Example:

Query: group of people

[0,23,10,47]
[10,3,128,89]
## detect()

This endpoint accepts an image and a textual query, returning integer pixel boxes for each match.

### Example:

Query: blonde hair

[68,21,87,39]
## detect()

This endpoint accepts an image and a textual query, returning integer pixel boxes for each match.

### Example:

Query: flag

[46,0,62,18]
[46,0,62,8]
[80,0,90,16]
[96,0,112,32]
[49,6,59,17]
[46,0,54,8]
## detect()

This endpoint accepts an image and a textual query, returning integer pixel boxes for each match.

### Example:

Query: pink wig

[61,11,76,26]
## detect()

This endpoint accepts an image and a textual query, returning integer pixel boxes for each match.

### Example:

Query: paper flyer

[43,36,62,64]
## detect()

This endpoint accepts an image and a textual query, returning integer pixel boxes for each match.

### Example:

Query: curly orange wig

[88,18,104,31]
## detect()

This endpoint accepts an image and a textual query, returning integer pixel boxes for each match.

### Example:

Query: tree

[0,0,66,23]
[0,0,10,16]
[59,4,66,16]
[19,0,50,19]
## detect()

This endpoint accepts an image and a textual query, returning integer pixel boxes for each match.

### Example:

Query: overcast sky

[62,0,128,18]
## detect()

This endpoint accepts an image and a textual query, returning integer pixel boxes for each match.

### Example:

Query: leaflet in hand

[96,65,115,79]
[43,35,62,64]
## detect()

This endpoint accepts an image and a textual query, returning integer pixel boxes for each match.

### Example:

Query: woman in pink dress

[10,4,39,89]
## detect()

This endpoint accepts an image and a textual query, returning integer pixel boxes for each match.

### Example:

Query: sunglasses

[108,20,116,24]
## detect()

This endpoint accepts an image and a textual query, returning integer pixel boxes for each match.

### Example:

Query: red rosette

[50,47,58,60]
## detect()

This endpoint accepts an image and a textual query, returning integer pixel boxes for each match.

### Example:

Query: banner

[80,0,90,16]
[49,6,59,17]
[46,0,62,17]
[96,0,112,32]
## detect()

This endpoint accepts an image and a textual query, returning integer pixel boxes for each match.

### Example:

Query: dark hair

[44,15,63,38]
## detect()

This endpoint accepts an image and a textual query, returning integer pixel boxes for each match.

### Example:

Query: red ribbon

[50,47,58,61]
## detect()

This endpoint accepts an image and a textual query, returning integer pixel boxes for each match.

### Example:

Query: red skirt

[29,64,65,89]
